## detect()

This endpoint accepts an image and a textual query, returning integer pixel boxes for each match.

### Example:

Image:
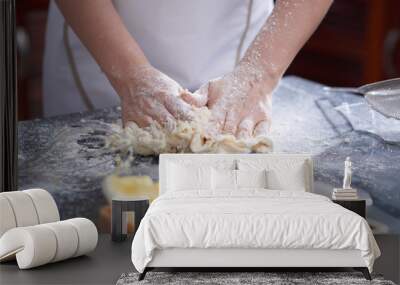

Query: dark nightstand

[332,199,366,218]
[112,197,149,242]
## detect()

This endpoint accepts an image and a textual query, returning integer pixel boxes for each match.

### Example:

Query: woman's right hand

[110,64,194,129]
[56,2,195,129]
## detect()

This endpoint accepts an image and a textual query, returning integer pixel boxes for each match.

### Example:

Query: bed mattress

[131,190,380,272]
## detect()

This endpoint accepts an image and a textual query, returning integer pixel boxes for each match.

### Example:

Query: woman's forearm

[56,0,148,86]
[241,0,333,85]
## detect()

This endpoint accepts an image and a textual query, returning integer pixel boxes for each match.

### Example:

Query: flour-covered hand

[181,0,334,139]
[183,63,275,138]
[111,64,194,128]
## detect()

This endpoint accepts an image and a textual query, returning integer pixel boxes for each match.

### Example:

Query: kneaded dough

[108,107,273,155]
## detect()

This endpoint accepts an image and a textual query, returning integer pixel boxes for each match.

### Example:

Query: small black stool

[111,197,149,242]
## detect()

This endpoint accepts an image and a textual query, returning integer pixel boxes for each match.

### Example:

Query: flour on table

[107,107,273,155]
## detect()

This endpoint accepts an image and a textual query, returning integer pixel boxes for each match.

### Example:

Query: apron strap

[63,22,94,111]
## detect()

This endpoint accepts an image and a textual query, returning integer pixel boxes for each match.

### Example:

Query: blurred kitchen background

[16,0,400,120]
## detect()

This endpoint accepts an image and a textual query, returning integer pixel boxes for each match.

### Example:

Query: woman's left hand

[182,64,277,139]
[181,0,333,139]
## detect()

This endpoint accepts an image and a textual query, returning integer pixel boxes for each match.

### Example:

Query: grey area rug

[116,272,396,285]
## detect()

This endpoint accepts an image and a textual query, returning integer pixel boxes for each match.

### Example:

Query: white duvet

[131,190,380,273]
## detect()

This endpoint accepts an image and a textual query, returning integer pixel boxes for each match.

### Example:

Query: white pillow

[236,169,267,189]
[167,163,212,191]
[212,168,237,191]
[238,158,309,191]
[266,169,306,191]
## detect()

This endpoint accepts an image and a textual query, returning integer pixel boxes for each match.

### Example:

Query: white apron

[43,0,273,117]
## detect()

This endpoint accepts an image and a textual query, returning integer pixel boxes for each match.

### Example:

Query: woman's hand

[111,64,194,128]
[56,1,194,129]
[182,0,333,138]
[183,63,276,139]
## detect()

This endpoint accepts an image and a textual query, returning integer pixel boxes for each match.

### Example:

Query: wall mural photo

[17,0,400,234]
[2,1,400,284]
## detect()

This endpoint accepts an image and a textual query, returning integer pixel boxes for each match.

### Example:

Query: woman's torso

[43,0,273,116]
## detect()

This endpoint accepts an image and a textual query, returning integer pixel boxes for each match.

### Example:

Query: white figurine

[343,157,352,189]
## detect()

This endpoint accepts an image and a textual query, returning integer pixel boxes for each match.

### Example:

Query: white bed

[131,154,380,280]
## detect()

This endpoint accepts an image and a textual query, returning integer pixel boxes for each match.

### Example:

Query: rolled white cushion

[42,221,79,262]
[0,226,57,269]
[0,189,60,239]
[0,196,17,237]
[0,192,39,227]
[0,218,98,269]
[66,218,98,257]
[23,189,60,223]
